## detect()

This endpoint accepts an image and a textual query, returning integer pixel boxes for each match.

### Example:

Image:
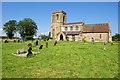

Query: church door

[60,34,63,41]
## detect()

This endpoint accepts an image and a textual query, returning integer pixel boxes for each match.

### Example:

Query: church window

[70,26,73,31]
[65,27,68,31]
[76,26,79,31]
[100,34,102,39]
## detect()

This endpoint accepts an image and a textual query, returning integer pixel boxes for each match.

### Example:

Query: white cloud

[0,28,3,31]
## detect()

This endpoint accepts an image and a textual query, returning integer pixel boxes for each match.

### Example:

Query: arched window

[56,14,59,20]
[63,16,65,22]
[76,26,79,31]
[70,26,73,31]
[65,27,68,31]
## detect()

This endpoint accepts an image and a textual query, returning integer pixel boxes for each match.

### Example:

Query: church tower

[51,10,67,40]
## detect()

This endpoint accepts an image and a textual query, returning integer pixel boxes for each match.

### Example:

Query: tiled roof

[63,31,80,35]
[83,23,109,33]
[64,22,83,25]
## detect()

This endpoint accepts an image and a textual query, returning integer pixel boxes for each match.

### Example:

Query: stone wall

[82,33,109,42]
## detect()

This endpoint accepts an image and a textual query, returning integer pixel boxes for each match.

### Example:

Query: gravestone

[4,40,8,43]
[17,49,26,54]
[111,42,113,45]
[14,40,16,43]
[91,37,94,44]
[34,40,38,46]
[46,42,48,48]
[54,41,57,46]
[18,39,20,43]
[39,45,43,49]
[27,43,33,57]
[104,42,106,50]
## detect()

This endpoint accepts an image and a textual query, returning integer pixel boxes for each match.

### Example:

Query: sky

[1,2,118,37]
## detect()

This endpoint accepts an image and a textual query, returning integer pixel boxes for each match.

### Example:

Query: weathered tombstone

[46,42,48,48]
[91,37,94,44]
[27,43,33,57]
[39,45,43,49]
[34,40,38,46]
[17,49,26,54]
[111,42,113,45]
[54,41,57,46]
[14,40,16,43]
[104,42,106,50]
[18,39,20,43]
[4,40,8,43]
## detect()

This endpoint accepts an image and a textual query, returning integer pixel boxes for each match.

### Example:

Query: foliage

[3,20,17,39]
[17,18,38,40]
[112,33,120,41]
[82,37,86,42]
[39,34,49,41]
[2,41,118,78]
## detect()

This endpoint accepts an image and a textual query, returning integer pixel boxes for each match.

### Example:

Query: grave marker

[46,42,48,48]
[27,43,33,57]
[54,41,57,46]
[39,45,43,49]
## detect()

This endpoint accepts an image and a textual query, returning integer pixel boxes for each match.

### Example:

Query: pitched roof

[63,31,80,35]
[83,23,109,33]
[64,22,83,25]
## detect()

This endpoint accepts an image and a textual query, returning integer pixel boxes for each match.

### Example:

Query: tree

[112,33,120,41]
[39,34,49,41]
[3,20,17,39]
[17,18,38,40]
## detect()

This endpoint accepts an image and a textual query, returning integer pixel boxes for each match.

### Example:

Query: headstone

[4,40,8,43]
[17,49,26,54]
[27,43,32,57]
[46,42,48,48]
[14,40,16,43]
[39,45,43,49]
[54,41,57,46]
[104,42,106,50]
[111,42,113,45]
[91,37,94,44]
[18,39,20,43]
[34,40,38,46]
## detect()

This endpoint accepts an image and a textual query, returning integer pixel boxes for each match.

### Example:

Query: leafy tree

[17,18,38,40]
[39,34,49,41]
[3,20,17,39]
[112,33,120,41]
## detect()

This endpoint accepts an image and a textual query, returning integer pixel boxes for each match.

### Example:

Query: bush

[82,37,86,43]
[25,36,33,40]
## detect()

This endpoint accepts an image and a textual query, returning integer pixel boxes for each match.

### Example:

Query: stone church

[51,10,112,42]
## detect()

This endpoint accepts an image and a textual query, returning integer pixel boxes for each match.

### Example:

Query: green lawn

[2,40,118,78]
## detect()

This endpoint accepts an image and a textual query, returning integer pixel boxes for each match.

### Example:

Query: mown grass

[2,40,118,78]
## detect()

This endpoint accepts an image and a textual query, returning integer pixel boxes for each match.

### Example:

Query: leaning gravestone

[34,40,38,46]
[39,45,43,49]
[27,43,33,57]
[54,41,57,46]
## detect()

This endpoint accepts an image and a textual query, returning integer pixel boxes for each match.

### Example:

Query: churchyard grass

[2,40,118,78]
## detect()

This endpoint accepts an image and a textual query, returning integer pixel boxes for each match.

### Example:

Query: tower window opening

[56,14,59,20]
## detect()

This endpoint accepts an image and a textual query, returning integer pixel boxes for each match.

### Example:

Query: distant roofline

[84,22,108,25]
[64,22,84,25]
